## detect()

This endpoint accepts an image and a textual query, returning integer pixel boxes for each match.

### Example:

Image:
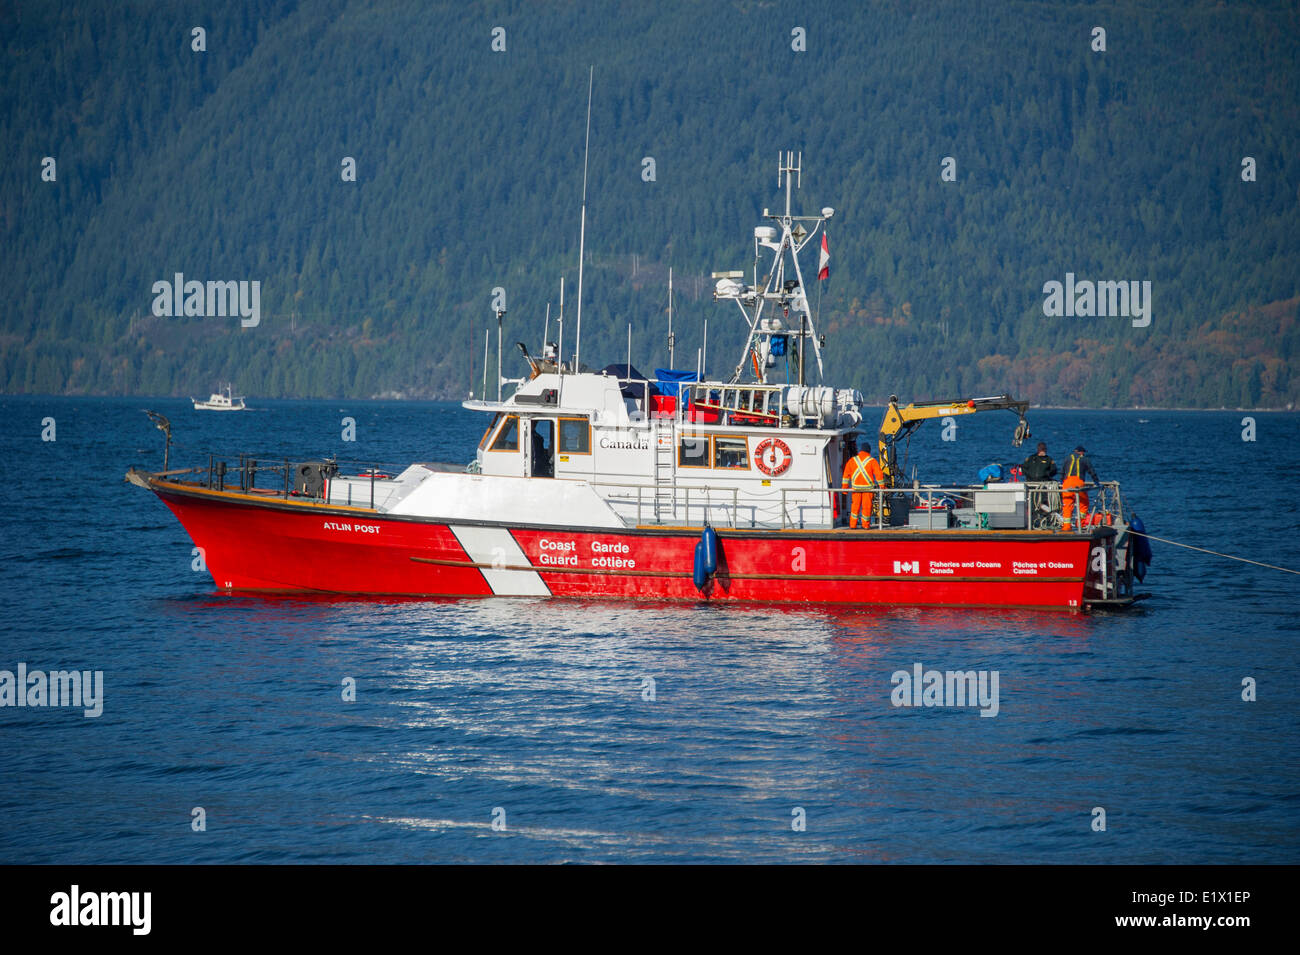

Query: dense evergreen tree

[2,0,1298,407]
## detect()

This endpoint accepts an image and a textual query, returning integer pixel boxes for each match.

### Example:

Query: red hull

[152,482,1107,611]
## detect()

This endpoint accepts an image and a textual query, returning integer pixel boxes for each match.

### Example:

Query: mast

[667,267,675,368]
[496,307,505,402]
[702,318,708,379]
[574,66,593,371]
[799,311,806,387]
[713,151,834,386]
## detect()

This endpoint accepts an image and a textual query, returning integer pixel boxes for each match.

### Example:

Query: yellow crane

[876,394,1031,488]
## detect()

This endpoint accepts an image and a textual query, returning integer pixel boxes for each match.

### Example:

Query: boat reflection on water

[164,589,1097,659]
[134,587,1126,862]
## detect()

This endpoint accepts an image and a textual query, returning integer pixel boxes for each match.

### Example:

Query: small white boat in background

[192,384,246,411]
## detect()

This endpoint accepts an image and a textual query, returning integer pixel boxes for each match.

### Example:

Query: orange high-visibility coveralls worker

[842,449,885,528]
[1061,445,1099,530]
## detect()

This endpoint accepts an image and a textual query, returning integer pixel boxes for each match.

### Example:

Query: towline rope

[1130,530,1300,577]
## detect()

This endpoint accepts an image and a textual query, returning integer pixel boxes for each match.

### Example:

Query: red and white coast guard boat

[127,155,1147,611]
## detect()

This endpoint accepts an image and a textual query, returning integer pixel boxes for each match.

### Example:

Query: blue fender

[694,525,719,592]
[1129,514,1152,582]
[701,525,718,576]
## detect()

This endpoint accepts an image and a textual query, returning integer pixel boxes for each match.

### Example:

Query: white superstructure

[320,152,868,531]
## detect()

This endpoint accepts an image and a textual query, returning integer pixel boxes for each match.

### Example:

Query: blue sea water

[0,395,1297,863]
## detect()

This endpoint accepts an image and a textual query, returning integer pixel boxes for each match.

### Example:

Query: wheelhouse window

[489,415,520,451]
[678,434,709,468]
[713,436,749,470]
[478,414,503,451]
[558,417,590,454]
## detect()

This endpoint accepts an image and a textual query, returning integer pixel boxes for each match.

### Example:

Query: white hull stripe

[448,525,551,596]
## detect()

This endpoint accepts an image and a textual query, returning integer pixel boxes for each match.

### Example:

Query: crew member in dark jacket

[1022,442,1057,481]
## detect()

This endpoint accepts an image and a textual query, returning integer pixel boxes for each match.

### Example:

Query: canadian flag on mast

[818,232,830,280]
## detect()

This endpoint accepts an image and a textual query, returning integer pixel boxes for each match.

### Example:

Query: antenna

[557,276,565,377]
[779,150,802,219]
[702,317,708,378]
[496,308,505,401]
[543,303,550,360]
[667,267,675,368]
[481,329,489,400]
[574,65,593,371]
[720,150,828,384]
[799,311,806,387]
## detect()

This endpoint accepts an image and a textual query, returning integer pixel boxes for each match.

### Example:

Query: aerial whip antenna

[667,267,675,368]
[557,276,565,379]
[574,66,593,371]
[542,303,551,379]
[496,306,505,401]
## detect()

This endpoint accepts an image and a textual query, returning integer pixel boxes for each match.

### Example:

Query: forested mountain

[3,0,1298,407]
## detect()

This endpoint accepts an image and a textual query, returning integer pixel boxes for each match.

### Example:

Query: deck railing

[167,455,421,510]
[594,478,1125,532]
[817,480,1124,532]
[156,452,1124,536]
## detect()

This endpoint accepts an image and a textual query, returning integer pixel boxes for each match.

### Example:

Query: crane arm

[876,394,1031,487]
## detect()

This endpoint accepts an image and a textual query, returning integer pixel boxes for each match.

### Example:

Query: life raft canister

[754,437,792,477]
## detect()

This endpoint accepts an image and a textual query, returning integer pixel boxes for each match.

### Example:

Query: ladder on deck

[687,383,783,423]
[653,421,675,522]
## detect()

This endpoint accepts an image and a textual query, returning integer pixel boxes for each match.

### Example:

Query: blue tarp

[601,363,652,399]
[653,368,701,398]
